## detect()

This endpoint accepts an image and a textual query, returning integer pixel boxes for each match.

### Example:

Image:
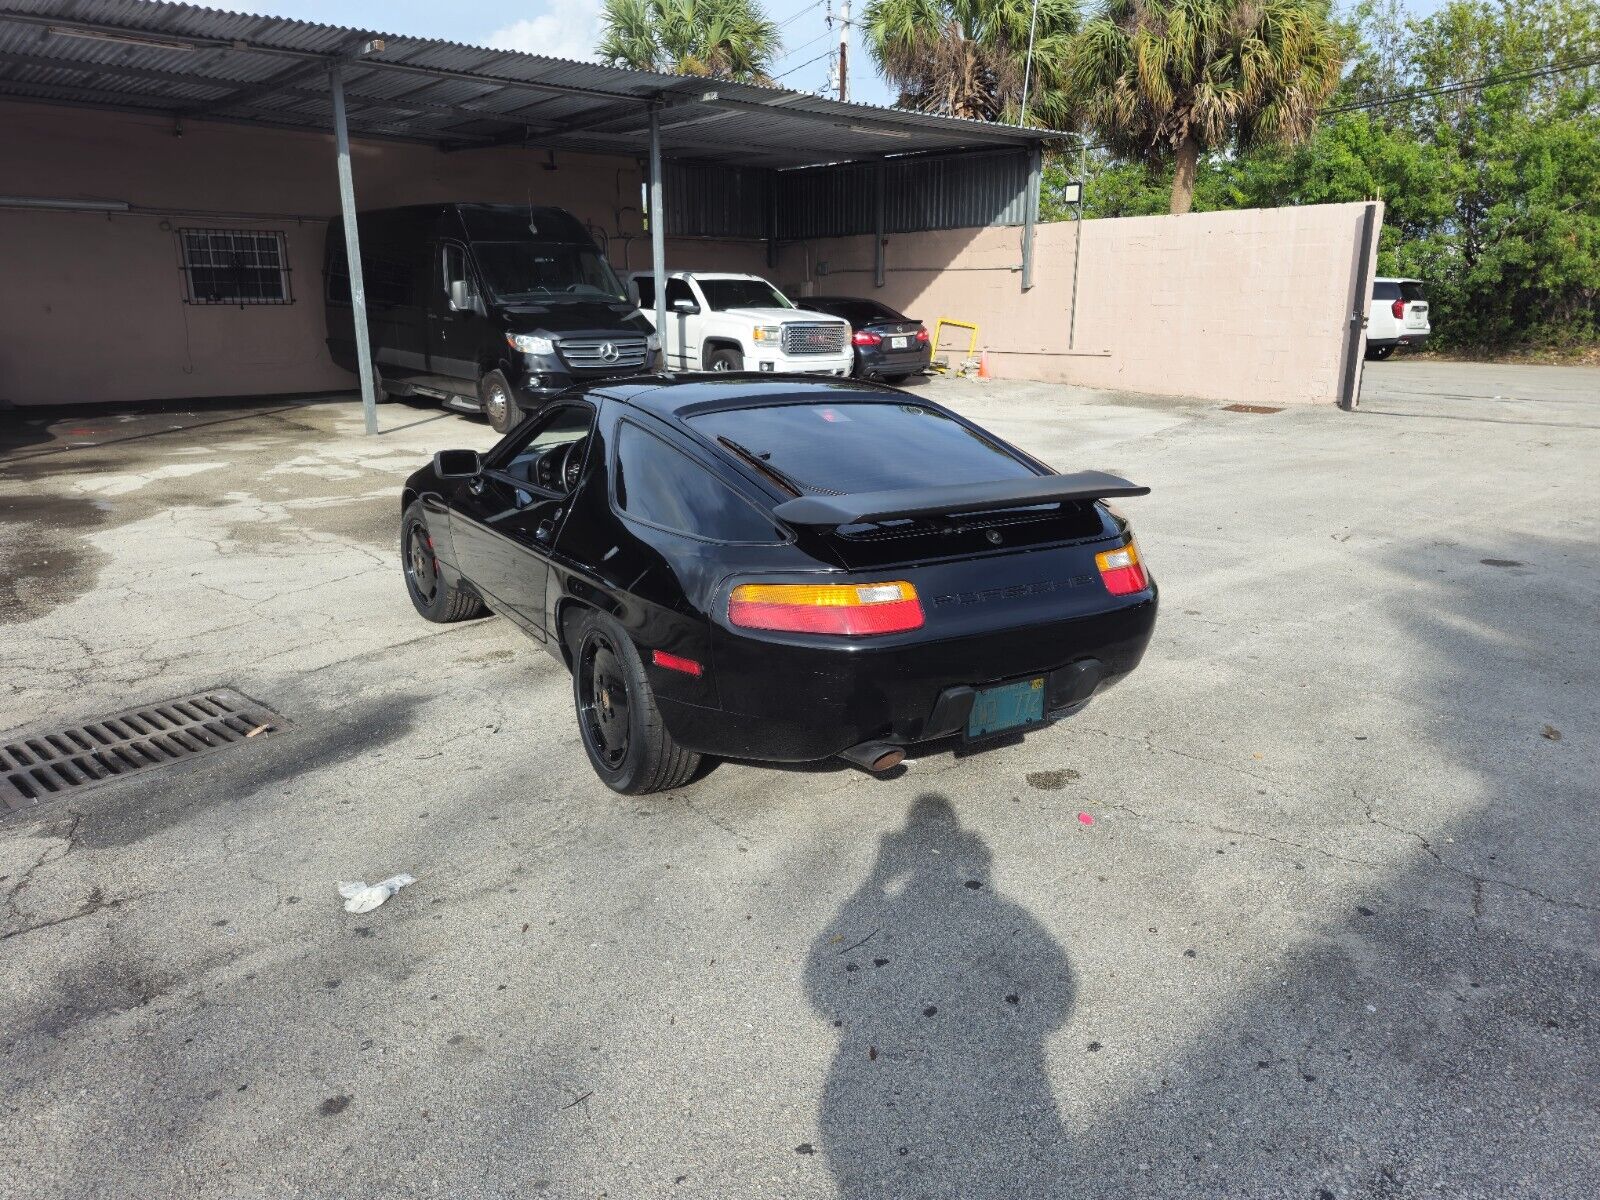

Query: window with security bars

[178,229,292,305]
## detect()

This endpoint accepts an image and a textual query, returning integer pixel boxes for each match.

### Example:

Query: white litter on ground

[337,874,416,914]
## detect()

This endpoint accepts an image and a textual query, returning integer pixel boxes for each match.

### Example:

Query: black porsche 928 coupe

[400,376,1157,793]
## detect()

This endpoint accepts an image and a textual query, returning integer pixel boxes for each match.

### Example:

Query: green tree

[598,0,781,82]
[1064,0,1344,213]
[860,0,1079,125]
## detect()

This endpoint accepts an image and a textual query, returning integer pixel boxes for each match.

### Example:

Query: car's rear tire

[402,501,487,623]
[706,347,743,372]
[481,370,522,433]
[1366,344,1395,361]
[572,610,701,794]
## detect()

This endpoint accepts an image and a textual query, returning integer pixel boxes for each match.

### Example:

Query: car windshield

[699,279,794,311]
[689,401,1035,494]
[472,241,627,303]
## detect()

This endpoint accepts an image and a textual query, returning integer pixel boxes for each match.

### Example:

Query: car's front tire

[402,501,487,623]
[572,609,700,794]
[481,369,523,433]
[705,347,743,372]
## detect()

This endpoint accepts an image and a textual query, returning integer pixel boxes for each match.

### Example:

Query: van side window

[614,423,782,544]
[634,276,654,307]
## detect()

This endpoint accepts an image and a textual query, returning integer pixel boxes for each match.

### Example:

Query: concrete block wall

[778,201,1383,407]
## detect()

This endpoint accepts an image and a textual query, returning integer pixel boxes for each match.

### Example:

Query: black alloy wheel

[400,500,487,623]
[579,632,632,772]
[569,609,701,794]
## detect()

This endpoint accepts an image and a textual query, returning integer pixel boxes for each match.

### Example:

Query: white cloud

[487,0,606,64]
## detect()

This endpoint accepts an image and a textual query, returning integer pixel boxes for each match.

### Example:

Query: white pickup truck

[629,271,853,376]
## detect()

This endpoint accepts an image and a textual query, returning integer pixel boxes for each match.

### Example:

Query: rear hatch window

[689,401,1103,566]
[1399,281,1426,302]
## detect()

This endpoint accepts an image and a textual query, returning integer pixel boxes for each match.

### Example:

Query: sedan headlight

[752,325,782,343]
[506,333,557,355]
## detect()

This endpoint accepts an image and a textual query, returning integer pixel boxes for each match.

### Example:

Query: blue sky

[227,0,888,106]
[228,1,1445,113]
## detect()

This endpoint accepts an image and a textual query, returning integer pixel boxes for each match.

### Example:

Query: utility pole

[837,0,849,102]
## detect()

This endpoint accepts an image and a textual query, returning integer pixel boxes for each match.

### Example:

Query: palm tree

[598,0,781,83]
[1066,0,1343,214]
[862,0,1079,125]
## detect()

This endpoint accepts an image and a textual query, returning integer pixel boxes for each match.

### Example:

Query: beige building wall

[0,101,766,408]
[777,200,1382,406]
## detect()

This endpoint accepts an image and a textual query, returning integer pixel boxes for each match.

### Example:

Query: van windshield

[472,241,626,303]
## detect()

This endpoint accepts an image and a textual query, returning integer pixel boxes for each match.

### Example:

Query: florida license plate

[891,336,909,349]
[966,677,1046,739]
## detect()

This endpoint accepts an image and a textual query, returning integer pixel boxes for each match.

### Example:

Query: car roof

[627,270,764,281]
[590,374,907,419]
[1374,276,1424,284]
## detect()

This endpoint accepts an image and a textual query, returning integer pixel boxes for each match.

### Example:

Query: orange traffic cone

[978,351,991,379]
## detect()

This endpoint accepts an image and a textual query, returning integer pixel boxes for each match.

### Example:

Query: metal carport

[0,0,1055,431]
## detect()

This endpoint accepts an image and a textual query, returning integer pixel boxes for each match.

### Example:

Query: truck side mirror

[433,449,482,478]
[672,298,699,314]
[448,279,474,312]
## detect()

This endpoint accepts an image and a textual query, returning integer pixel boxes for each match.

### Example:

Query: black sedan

[400,375,1157,793]
[803,296,932,382]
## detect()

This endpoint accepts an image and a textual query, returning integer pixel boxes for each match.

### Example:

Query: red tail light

[1095,540,1149,596]
[852,330,882,347]
[728,581,924,636]
[914,327,930,343]
[1391,298,1405,319]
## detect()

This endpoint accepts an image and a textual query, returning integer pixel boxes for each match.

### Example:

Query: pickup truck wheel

[481,370,522,433]
[706,348,743,372]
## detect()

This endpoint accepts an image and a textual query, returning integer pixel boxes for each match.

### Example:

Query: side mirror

[671,298,699,314]
[433,449,482,479]
[448,279,473,312]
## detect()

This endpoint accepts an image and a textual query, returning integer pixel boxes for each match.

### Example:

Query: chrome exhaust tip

[839,741,906,774]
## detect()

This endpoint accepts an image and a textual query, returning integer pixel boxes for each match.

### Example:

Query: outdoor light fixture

[1060,181,1083,205]
[47,26,199,51]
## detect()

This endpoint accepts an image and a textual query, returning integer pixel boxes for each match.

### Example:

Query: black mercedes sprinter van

[324,204,658,431]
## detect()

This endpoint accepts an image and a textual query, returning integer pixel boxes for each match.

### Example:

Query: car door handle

[468,477,485,496]
[535,518,556,542]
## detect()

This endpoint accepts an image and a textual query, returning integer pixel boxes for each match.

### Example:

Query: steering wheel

[560,436,588,492]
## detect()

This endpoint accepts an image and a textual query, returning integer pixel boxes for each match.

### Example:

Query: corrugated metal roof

[0,0,1057,168]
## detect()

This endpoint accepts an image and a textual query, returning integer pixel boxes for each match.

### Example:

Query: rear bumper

[1368,331,1430,349]
[658,590,1158,762]
[857,346,933,377]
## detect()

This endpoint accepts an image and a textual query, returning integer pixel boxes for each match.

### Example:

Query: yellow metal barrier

[929,318,980,375]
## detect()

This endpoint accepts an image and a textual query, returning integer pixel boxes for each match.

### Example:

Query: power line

[771,26,833,64]
[1323,52,1600,115]
[772,48,836,82]
[776,0,827,30]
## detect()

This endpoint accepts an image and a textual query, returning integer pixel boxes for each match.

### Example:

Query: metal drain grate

[1,688,287,817]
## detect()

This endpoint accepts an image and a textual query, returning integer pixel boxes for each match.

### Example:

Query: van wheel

[706,348,743,372]
[481,370,522,433]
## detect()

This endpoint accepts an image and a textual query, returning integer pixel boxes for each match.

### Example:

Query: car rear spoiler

[771,471,1150,527]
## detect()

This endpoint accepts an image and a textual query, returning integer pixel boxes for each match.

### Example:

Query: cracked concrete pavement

[0,363,1596,1199]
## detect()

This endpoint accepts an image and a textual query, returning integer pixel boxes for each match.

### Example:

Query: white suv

[1367,277,1431,359]
[629,271,853,376]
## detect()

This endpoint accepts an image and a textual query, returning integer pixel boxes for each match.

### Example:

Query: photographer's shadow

[805,794,1076,1198]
